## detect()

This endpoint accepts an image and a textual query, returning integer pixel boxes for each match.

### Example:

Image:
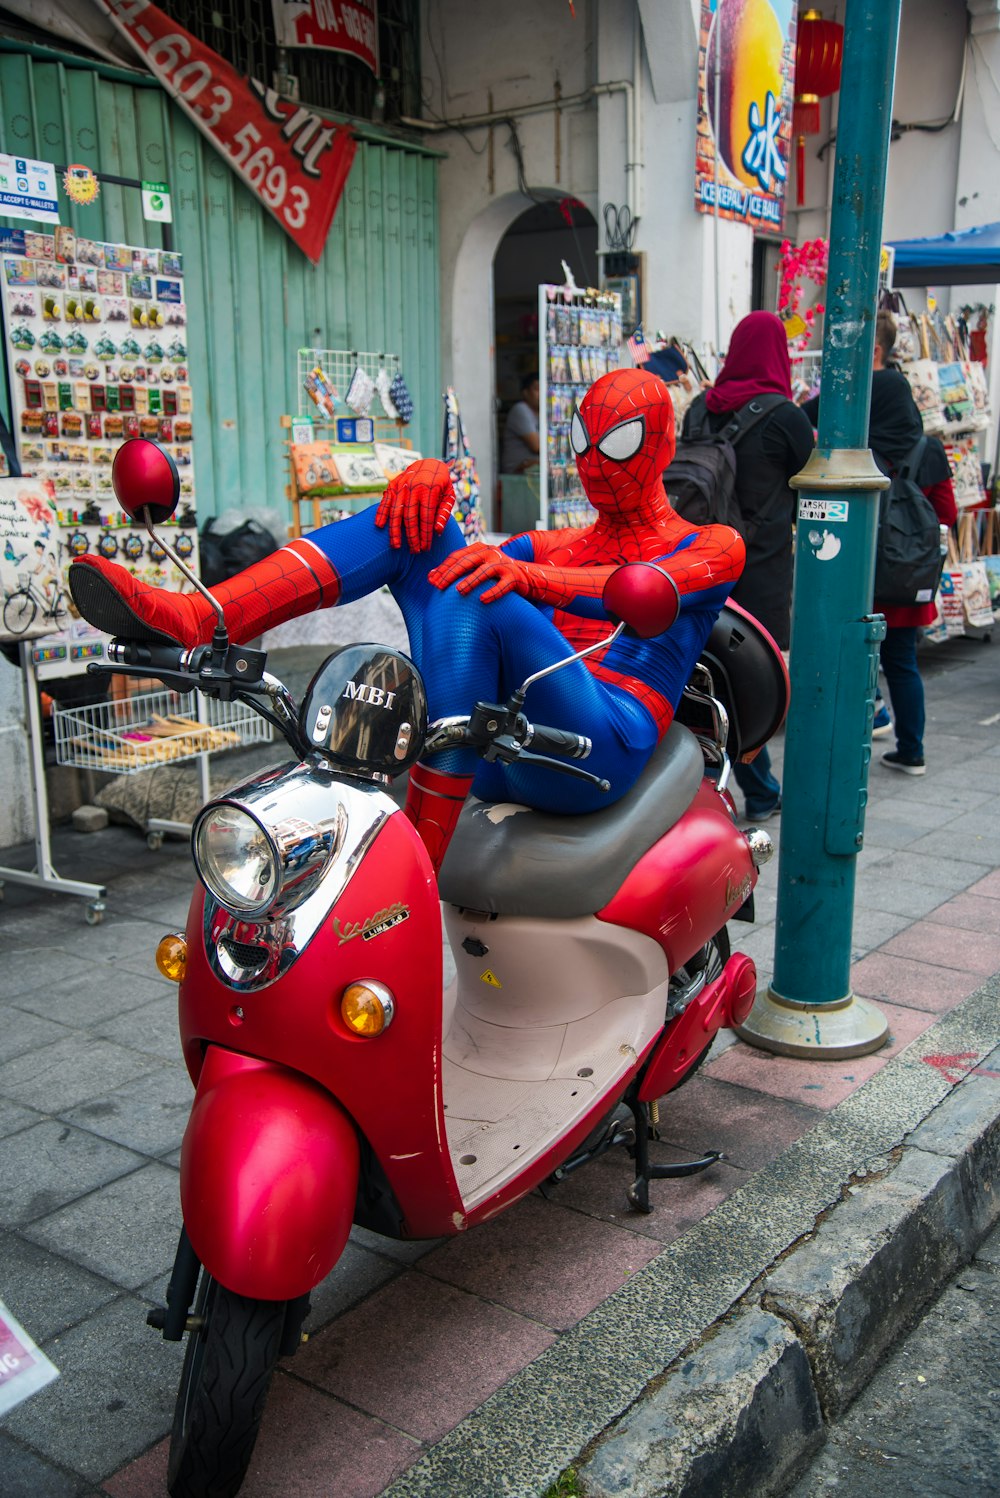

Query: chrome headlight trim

[192,802,280,918]
[192,761,349,920]
[200,764,398,992]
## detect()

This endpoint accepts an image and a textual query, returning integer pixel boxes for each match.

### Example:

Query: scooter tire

[167,1274,287,1498]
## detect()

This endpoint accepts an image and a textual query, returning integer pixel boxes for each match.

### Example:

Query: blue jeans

[733,744,780,817]
[879,626,924,761]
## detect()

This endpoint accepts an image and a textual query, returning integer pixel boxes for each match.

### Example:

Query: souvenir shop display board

[538,285,623,529]
[0,220,200,665]
[0,219,268,919]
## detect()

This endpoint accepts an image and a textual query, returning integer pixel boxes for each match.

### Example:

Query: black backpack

[873,437,944,607]
[663,393,785,536]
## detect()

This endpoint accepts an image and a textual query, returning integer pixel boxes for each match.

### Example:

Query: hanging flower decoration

[777,237,828,349]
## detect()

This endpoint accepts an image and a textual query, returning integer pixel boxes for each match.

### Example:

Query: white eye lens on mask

[597,417,645,462]
[570,409,590,456]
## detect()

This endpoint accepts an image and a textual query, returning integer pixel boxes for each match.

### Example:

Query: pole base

[734,987,889,1060]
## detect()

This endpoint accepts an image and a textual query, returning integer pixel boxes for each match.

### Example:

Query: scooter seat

[437,720,705,919]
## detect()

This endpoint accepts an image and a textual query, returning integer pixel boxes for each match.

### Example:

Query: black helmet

[298,644,428,777]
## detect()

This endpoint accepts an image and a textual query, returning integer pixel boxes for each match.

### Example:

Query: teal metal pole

[736,0,902,1059]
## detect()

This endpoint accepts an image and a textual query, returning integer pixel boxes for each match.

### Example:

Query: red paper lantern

[793,9,844,205]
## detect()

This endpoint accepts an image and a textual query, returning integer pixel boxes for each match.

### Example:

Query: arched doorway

[493,200,598,530]
[449,193,598,532]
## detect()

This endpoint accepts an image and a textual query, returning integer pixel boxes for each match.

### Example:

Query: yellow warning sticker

[480,970,502,988]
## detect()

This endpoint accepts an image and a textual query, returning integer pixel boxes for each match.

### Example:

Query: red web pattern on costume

[189,539,340,646]
[573,367,676,518]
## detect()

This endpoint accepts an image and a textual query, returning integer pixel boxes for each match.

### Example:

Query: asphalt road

[784,1221,1000,1497]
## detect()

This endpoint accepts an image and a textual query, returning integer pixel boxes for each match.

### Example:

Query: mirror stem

[513,619,626,706]
[142,507,227,637]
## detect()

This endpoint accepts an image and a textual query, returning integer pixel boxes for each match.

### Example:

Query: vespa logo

[333,901,410,946]
[342,679,398,710]
[726,874,752,910]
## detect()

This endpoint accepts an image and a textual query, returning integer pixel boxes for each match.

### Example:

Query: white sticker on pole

[0,1298,59,1416]
[798,498,849,523]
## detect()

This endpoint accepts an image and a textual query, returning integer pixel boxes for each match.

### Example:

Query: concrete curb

[578,1054,1000,1497]
[384,976,1000,1498]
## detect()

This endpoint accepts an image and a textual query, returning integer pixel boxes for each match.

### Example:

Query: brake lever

[517,750,610,791]
[483,733,609,790]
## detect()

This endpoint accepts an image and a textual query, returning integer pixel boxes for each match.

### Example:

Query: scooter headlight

[193,782,346,921]
[194,804,279,917]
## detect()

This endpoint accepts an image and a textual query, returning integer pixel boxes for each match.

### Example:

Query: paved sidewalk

[0,634,998,1497]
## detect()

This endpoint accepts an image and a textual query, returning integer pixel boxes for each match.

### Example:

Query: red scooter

[93,444,787,1498]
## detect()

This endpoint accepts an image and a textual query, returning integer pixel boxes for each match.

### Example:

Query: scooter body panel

[637,953,757,1102]
[180,1045,360,1300]
[179,808,467,1242]
[597,781,755,968]
[441,909,670,1221]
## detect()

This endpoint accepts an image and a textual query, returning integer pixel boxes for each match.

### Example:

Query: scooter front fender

[180,1046,360,1301]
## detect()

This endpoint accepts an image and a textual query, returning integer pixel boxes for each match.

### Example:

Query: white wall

[422,0,752,521]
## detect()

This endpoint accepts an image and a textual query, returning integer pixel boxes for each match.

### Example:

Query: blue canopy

[888,222,1000,287]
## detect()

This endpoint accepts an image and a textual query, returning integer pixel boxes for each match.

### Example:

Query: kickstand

[624,1094,724,1214]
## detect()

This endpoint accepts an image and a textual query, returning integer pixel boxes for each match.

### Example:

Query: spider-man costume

[69,369,744,871]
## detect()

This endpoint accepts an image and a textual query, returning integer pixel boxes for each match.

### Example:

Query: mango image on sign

[707,0,785,191]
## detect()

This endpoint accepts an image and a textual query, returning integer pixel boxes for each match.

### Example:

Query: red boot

[69,538,340,648]
[404,763,474,874]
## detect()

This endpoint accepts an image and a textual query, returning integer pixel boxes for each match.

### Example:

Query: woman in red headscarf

[680,310,815,820]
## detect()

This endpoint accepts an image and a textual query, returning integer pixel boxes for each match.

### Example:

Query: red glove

[374,458,456,552]
[429,543,532,604]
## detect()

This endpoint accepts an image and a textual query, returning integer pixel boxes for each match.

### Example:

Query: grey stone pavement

[0,631,998,1496]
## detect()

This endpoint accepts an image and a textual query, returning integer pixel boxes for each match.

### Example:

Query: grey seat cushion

[436,721,705,919]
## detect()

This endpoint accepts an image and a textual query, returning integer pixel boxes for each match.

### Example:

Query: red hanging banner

[96,0,357,264]
[272,1,379,77]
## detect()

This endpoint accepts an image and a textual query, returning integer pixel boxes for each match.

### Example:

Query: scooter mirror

[602,562,680,638]
[112,439,180,526]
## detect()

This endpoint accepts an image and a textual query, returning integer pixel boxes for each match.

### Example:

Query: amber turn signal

[341,980,395,1037]
[156,932,187,983]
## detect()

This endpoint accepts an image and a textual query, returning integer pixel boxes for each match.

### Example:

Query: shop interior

[492,197,597,526]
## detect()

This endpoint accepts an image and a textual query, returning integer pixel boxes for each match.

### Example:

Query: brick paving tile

[850,950,986,1011]
[103,1383,421,1498]
[968,869,1000,900]
[653,1073,825,1170]
[544,1143,741,1243]
[703,999,939,1108]
[921,892,1000,936]
[417,1191,660,1329]
[879,919,1000,976]
[290,1270,556,1443]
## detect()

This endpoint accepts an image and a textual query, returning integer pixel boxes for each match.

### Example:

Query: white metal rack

[296,347,401,420]
[54,687,273,851]
[0,642,109,922]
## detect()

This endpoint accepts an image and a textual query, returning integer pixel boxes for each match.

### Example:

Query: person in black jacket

[802,312,957,772]
[683,311,814,820]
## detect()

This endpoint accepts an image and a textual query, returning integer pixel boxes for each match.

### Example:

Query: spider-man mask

[571,368,676,517]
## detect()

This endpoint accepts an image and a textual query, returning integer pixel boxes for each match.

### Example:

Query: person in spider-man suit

[69,369,744,872]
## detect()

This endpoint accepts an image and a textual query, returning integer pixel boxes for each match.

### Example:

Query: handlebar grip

[528,723,592,759]
[106,638,196,673]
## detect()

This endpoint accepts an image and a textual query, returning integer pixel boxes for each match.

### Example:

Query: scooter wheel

[167,1273,287,1498]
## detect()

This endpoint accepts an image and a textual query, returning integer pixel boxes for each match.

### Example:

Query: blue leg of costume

[303,508,658,811]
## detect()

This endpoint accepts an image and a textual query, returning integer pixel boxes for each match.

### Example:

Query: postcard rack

[284,347,413,538]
